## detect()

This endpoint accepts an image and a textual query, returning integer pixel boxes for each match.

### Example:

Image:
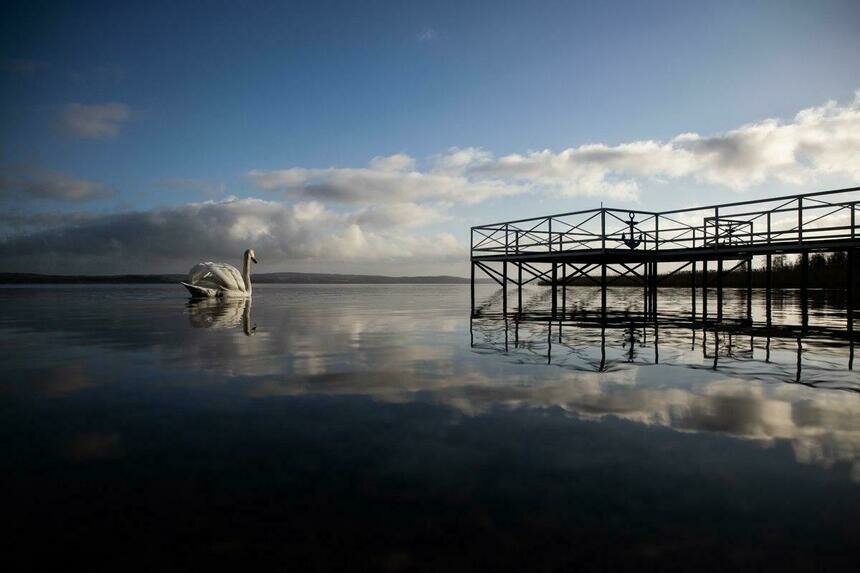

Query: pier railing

[471,186,860,257]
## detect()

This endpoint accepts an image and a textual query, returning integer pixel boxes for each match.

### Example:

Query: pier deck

[470,186,860,330]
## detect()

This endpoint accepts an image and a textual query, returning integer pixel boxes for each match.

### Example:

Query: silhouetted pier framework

[470,311,859,385]
[470,186,860,334]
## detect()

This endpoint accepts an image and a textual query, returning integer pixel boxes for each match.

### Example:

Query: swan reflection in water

[186,297,256,336]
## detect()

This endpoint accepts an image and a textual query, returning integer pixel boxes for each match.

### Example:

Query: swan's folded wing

[188,262,245,291]
[207,262,245,291]
[188,263,220,289]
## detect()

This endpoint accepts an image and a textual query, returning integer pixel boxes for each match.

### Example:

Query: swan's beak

[251,256,258,264]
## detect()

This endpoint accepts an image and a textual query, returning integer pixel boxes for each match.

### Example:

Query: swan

[181,248,258,298]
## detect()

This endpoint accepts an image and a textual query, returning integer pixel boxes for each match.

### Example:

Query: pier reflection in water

[470,285,860,479]
[472,284,856,376]
[471,312,856,387]
[2,284,860,569]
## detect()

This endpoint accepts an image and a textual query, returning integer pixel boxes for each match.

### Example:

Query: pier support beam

[562,263,567,316]
[502,261,508,316]
[801,252,809,329]
[470,261,475,315]
[517,263,523,315]
[551,262,557,317]
[702,260,708,323]
[717,259,723,323]
[850,249,856,369]
[654,261,659,320]
[643,262,649,317]
[692,260,697,320]
[746,256,753,323]
[765,254,772,327]
[649,261,657,321]
[601,263,607,319]
[849,249,856,331]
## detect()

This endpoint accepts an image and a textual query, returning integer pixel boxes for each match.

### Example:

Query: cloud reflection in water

[1,284,859,481]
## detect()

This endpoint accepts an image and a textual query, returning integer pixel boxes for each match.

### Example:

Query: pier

[470,186,860,331]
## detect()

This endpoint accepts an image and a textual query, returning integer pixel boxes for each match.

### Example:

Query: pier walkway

[470,186,860,329]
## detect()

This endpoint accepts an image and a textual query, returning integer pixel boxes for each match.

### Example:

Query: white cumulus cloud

[250,90,860,203]
[0,197,465,274]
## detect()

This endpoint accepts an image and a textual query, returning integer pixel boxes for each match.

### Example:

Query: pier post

[653,215,660,322]
[649,261,655,318]
[517,263,523,315]
[648,261,655,318]
[702,259,708,323]
[746,256,752,323]
[717,258,723,322]
[503,226,509,317]
[551,262,557,317]
[502,261,508,316]
[765,254,772,327]
[562,263,567,316]
[692,229,697,320]
[801,251,809,329]
[851,204,856,369]
[647,262,652,319]
[516,231,523,315]
[470,261,475,315]
[652,261,658,321]
[766,212,772,328]
[848,248,855,336]
[654,261,660,322]
[601,263,607,319]
[643,261,649,317]
[692,259,697,320]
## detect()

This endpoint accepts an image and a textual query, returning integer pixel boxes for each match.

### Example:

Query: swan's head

[246,248,258,264]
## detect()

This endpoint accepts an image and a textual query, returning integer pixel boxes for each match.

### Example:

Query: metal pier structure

[470,186,860,331]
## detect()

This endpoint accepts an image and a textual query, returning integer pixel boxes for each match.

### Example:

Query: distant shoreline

[0,272,488,285]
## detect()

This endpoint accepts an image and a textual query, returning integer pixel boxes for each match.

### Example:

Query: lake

[2,284,860,570]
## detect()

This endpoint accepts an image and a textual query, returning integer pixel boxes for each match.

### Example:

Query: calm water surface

[2,284,860,570]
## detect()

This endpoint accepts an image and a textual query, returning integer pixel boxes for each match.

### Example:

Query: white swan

[181,248,258,298]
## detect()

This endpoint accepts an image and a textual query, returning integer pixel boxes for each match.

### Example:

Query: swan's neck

[243,254,252,294]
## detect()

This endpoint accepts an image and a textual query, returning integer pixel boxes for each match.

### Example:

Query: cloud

[352,202,450,229]
[0,197,465,273]
[250,90,860,204]
[248,156,528,204]
[0,211,99,235]
[6,90,859,274]
[0,165,112,202]
[476,91,860,194]
[369,152,415,171]
[55,102,132,139]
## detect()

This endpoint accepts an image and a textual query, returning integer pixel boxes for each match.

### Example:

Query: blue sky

[1,0,859,274]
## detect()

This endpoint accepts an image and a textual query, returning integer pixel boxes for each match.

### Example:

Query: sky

[1,0,859,276]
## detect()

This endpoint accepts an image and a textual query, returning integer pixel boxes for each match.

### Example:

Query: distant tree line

[554,252,855,289]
